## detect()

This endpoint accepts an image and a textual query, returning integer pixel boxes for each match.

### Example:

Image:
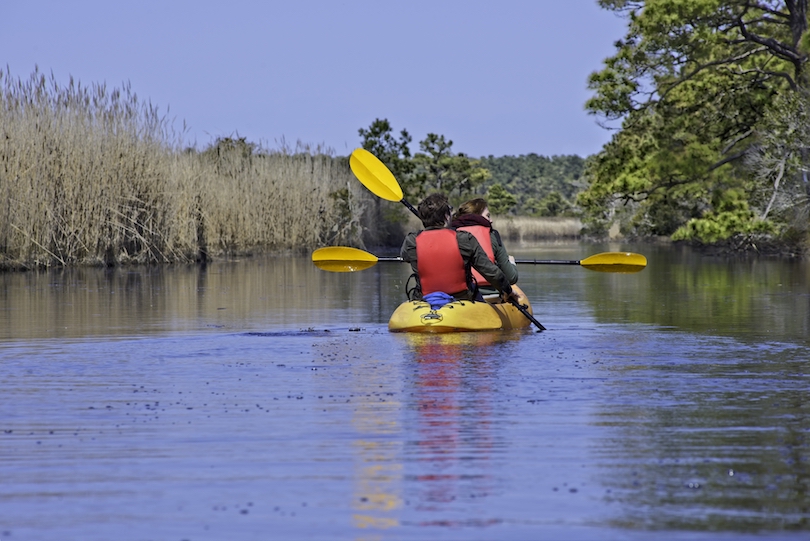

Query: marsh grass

[0,69,372,269]
[493,215,582,243]
[0,68,580,269]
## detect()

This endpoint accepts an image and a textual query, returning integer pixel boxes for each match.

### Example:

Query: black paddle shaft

[401,199,419,216]
[377,257,581,267]
[513,259,581,265]
[509,300,546,331]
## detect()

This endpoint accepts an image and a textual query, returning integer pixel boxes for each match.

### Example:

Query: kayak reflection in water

[450,198,518,299]
[399,193,518,306]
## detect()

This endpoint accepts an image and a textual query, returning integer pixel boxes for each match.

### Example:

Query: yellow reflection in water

[350,352,403,536]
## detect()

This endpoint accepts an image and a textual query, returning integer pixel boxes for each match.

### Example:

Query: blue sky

[4,1,627,158]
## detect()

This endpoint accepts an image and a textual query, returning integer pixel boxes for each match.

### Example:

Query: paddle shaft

[509,300,546,331]
[401,199,418,215]
[379,256,581,266]
[514,258,581,265]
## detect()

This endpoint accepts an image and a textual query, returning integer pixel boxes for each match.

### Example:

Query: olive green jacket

[490,229,518,285]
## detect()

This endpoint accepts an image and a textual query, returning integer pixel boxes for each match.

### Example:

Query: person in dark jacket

[450,198,518,294]
[400,193,518,303]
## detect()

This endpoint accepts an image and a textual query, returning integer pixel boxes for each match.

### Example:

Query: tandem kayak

[388,285,534,333]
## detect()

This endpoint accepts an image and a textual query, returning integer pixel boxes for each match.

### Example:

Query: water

[1,243,808,540]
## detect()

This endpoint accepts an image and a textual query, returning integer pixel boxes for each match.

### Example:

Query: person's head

[454,198,491,222]
[418,193,452,228]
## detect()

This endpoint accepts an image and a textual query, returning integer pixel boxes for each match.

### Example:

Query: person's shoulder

[456,229,482,248]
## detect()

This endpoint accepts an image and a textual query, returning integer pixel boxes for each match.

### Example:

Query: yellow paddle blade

[349,148,404,202]
[580,252,647,273]
[311,246,378,272]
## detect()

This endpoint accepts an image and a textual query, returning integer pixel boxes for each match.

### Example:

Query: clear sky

[3,1,627,158]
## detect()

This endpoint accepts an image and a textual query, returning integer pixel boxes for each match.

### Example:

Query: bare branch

[721,129,754,155]
[741,1,792,19]
[722,66,797,89]
[657,46,773,102]
[741,15,790,26]
[708,150,748,171]
[616,175,699,204]
[761,157,786,219]
[736,16,804,63]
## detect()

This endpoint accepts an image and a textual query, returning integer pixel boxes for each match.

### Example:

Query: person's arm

[456,231,512,295]
[399,232,419,275]
[491,230,518,285]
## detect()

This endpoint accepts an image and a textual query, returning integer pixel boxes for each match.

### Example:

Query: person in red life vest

[400,193,519,304]
[450,198,518,296]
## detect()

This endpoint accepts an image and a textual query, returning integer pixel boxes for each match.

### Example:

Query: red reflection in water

[405,332,519,515]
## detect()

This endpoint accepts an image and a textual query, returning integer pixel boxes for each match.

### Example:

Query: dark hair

[452,198,488,221]
[418,193,451,227]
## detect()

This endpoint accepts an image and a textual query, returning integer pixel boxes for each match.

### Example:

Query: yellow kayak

[388,285,533,333]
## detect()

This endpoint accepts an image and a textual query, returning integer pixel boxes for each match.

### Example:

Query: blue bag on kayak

[422,292,454,310]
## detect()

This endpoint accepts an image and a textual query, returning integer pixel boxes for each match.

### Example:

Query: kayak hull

[388,285,533,333]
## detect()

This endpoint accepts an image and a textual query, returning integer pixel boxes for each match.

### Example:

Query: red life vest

[457,224,495,286]
[415,229,468,295]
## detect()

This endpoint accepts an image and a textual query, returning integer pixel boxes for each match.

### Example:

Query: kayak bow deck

[388,285,533,333]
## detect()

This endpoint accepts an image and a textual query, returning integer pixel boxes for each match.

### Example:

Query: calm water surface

[1,243,808,540]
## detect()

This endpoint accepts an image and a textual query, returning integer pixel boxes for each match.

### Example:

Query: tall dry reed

[0,68,367,269]
[186,148,370,257]
[493,215,582,244]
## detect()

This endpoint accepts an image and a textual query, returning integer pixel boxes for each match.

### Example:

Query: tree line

[358,118,586,217]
